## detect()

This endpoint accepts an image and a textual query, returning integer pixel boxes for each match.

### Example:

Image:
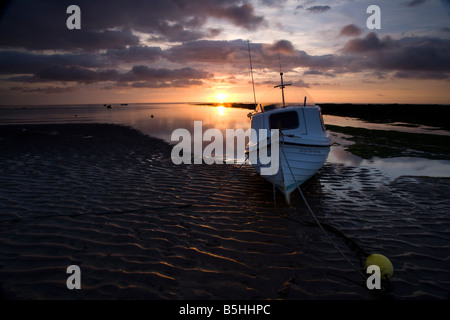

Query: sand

[0,123,449,300]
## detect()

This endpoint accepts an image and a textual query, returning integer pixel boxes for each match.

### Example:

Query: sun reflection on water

[216,105,226,116]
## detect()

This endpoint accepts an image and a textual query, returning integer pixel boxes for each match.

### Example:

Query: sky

[0,0,449,105]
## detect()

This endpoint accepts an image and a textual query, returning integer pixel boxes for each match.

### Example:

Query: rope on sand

[278,134,368,279]
[278,132,394,297]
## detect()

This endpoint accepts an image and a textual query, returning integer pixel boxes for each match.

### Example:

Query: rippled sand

[0,124,449,299]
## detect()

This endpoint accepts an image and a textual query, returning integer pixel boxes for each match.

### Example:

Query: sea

[1,102,449,179]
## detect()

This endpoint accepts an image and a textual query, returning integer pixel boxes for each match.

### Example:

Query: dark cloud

[165,40,247,64]
[404,0,430,7]
[306,5,331,13]
[163,39,337,73]
[129,79,204,88]
[7,63,213,88]
[120,65,211,83]
[0,14,140,51]
[247,34,450,80]
[378,37,450,72]
[0,0,265,50]
[10,86,78,94]
[343,32,396,53]
[120,66,211,88]
[340,24,362,37]
[34,65,120,84]
[341,33,450,78]
[3,25,450,93]
[0,46,163,77]
[393,70,449,80]
[293,79,310,88]
[0,51,109,74]
[264,40,296,55]
[105,46,163,64]
[221,3,265,30]
[303,69,336,77]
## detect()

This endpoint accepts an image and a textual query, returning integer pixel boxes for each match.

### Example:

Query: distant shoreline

[192,102,450,131]
[319,103,450,131]
[192,102,257,109]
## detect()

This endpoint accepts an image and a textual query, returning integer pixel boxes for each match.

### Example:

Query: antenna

[247,40,257,110]
[274,48,291,107]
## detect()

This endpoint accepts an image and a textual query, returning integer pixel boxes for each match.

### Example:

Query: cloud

[343,32,396,53]
[393,70,449,80]
[34,65,120,84]
[213,3,265,30]
[120,66,211,88]
[0,0,266,50]
[0,24,140,51]
[264,40,296,55]
[0,51,110,74]
[341,33,450,78]
[120,65,211,83]
[339,24,362,37]
[303,69,336,77]
[163,39,337,73]
[293,79,310,88]
[105,46,163,64]
[306,5,331,13]
[3,27,450,94]
[404,0,430,7]
[10,86,78,94]
[165,40,248,64]
[8,63,213,89]
[0,46,165,77]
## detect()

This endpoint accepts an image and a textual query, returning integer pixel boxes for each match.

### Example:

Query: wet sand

[0,123,449,300]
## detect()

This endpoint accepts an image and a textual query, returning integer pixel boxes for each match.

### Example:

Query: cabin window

[269,111,299,130]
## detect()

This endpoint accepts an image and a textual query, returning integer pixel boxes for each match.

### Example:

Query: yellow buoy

[365,254,394,280]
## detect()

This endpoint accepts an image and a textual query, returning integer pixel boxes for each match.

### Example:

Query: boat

[245,71,332,205]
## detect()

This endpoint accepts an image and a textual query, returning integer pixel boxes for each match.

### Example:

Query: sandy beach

[0,123,449,300]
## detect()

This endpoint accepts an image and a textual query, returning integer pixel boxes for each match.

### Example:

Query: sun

[215,92,228,103]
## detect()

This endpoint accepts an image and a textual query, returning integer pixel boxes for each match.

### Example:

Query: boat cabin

[249,105,329,147]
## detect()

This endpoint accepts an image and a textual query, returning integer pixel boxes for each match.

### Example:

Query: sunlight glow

[216,105,226,116]
[215,93,228,103]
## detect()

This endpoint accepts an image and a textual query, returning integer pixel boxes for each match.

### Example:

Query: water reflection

[323,115,450,136]
[1,103,449,179]
[216,105,226,116]
[328,146,450,179]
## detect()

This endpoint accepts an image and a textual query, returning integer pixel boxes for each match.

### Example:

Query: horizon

[1,0,450,105]
[2,101,450,107]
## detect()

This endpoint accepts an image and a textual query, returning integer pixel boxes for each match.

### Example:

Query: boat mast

[247,40,257,110]
[274,51,291,107]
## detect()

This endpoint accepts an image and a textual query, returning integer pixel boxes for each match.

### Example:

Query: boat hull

[249,142,330,204]
[246,104,331,205]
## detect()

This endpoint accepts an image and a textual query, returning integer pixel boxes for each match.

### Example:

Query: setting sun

[215,93,228,103]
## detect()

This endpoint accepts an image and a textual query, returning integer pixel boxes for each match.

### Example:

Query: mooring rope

[278,133,368,280]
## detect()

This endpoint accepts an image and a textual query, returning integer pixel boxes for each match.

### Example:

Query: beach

[1,119,449,300]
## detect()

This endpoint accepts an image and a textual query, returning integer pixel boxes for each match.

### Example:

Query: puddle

[328,145,450,180]
[323,115,450,136]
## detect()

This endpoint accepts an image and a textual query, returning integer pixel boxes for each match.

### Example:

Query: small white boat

[246,72,332,204]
